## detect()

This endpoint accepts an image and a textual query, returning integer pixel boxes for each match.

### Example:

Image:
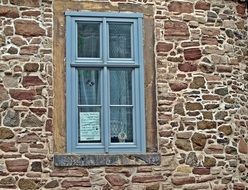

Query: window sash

[66,12,145,153]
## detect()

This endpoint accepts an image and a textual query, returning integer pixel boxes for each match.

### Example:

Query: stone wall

[0,0,247,189]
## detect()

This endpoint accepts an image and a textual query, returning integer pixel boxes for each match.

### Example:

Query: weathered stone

[214,87,228,96]
[22,76,45,87]
[197,120,216,130]
[176,165,192,173]
[0,127,14,139]
[215,111,228,120]
[202,94,220,101]
[238,138,248,154]
[216,66,232,73]
[3,76,18,88]
[7,46,18,54]
[0,176,16,188]
[203,157,216,167]
[191,133,207,150]
[178,62,197,72]
[225,146,237,155]
[4,26,14,36]
[10,0,39,7]
[201,27,220,36]
[22,10,41,17]
[186,152,198,166]
[0,85,9,102]
[192,167,210,175]
[184,48,202,61]
[171,176,195,185]
[146,183,159,190]
[9,89,36,100]
[169,83,188,91]
[0,141,17,152]
[0,35,5,46]
[195,1,210,10]
[186,102,203,111]
[24,63,39,72]
[17,132,40,143]
[176,132,192,139]
[21,114,43,128]
[174,103,185,116]
[14,20,45,37]
[105,174,128,186]
[11,36,27,46]
[18,178,37,190]
[204,46,224,55]
[168,1,193,13]
[44,180,59,189]
[3,109,20,127]
[20,46,39,55]
[164,21,189,40]
[234,183,245,190]
[5,159,29,172]
[199,63,215,73]
[30,108,46,117]
[156,42,173,53]
[175,139,192,151]
[236,4,246,15]
[132,174,163,183]
[205,144,224,154]
[31,161,42,172]
[61,179,91,188]
[218,125,232,136]
[201,36,218,45]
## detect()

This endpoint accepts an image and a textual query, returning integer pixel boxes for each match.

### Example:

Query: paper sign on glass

[79,112,100,141]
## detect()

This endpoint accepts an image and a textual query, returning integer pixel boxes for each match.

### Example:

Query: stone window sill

[54,153,160,167]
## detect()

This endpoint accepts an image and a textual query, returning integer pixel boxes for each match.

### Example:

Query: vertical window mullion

[102,18,109,153]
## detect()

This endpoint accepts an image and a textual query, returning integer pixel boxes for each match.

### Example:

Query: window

[66,12,145,153]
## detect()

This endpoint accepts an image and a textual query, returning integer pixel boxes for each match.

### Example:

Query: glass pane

[110,70,132,105]
[109,23,132,58]
[110,107,133,143]
[78,70,100,105]
[78,107,101,143]
[78,23,100,57]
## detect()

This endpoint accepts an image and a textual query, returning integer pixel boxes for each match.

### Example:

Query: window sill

[54,153,160,167]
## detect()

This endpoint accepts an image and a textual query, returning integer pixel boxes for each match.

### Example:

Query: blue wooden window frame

[66,11,145,153]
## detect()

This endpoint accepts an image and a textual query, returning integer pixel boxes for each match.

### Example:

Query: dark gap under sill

[54,153,161,167]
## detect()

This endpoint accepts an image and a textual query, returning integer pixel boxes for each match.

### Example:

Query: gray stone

[175,139,192,151]
[214,87,228,96]
[54,153,161,167]
[21,113,43,128]
[186,152,198,167]
[3,109,20,127]
[3,76,19,88]
[0,85,9,102]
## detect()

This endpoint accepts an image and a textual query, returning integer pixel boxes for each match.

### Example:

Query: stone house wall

[0,0,247,189]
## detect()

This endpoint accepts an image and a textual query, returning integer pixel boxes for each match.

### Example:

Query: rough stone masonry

[0,0,248,189]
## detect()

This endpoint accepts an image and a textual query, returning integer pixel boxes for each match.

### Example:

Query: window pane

[110,70,132,105]
[78,107,101,143]
[109,23,132,58]
[78,23,100,58]
[78,70,100,105]
[110,107,133,143]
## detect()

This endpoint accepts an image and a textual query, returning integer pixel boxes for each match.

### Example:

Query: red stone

[195,1,210,10]
[156,42,173,52]
[17,133,40,143]
[238,138,248,154]
[11,36,27,46]
[193,167,210,175]
[164,21,189,40]
[171,176,195,185]
[105,174,128,186]
[0,142,18,152]
[169,83,188,91]
[168,1,193,13]
[10,0,39,7]
[201,36,218,45]
[24,154,46,159]
[159,130,174,137]
[22,10,41,17]
[184,48,202,60]
[14,20,45,37]
[0,6,19,18]
[20,46,39,55]
[236,4,246,16]
[132,174,164,183]
[178,62,197,72]
[216,66,232,73]
[45,119,53,132]
[61,179,91,188]
[9,89,36,100]
[234,183,245,190]
[5,159,29,172]
[202,95,220,101]
[30,107,46,116]
[22,76,44,87]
